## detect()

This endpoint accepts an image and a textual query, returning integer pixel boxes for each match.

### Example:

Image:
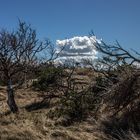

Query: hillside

[0,66,139,140]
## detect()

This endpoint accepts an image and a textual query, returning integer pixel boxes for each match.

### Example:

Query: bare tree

[0,21,50,113]
[94,40,140,67]
[86,34,140,116]
[83,34,140,84]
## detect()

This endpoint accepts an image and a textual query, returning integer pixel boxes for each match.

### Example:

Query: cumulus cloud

[55,36,101,64]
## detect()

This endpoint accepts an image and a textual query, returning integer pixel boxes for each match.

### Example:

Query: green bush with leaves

[32,67,63,91]
[48,90,101,123]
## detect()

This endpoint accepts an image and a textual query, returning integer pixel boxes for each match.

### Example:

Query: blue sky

[0,0,140,51]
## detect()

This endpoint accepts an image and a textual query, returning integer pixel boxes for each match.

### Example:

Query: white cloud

[55,36,101,65]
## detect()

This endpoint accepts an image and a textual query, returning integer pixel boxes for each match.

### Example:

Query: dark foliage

[32,67,63,91]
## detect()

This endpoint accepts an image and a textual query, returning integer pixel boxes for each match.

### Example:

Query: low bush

[32,67,63,91]
[48,89,101,124]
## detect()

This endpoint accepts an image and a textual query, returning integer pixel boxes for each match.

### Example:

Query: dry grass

[0,88,106,140]
[0,67,139,140]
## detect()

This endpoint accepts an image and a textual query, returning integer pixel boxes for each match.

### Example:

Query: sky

[0,0,140,59]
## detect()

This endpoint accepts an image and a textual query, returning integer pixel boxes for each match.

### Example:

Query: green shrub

[48,90,101,123]
[32,67,63,91]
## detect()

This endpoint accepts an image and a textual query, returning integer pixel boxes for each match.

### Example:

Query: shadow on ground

[25,100,49,112]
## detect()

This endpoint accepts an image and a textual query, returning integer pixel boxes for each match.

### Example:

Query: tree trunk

[7,79,18,113]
